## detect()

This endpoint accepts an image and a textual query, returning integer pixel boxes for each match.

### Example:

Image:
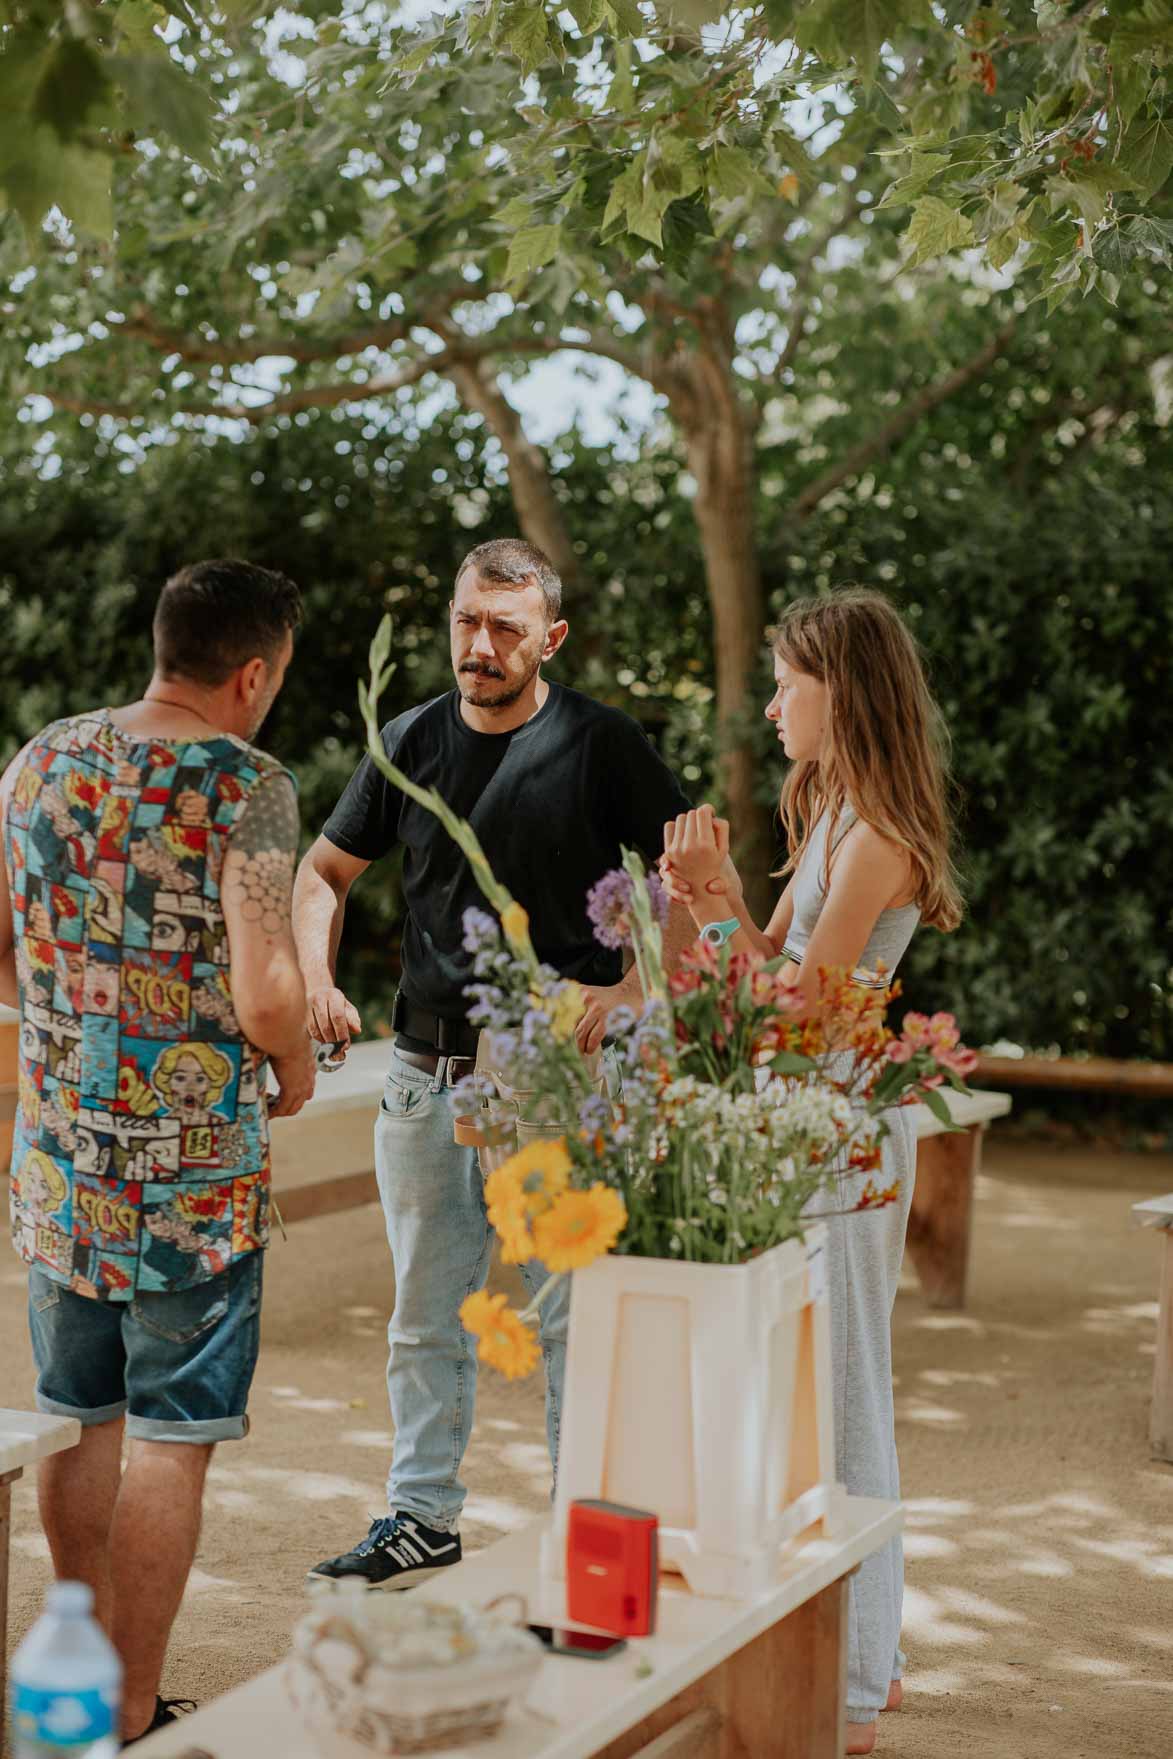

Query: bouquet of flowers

[359,619,977,1379]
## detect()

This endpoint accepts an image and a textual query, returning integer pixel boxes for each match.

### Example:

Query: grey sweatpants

[819,1106,916,1721]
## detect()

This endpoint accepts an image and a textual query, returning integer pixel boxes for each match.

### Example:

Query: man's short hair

[153,560,303,687]
[454,539,562,622]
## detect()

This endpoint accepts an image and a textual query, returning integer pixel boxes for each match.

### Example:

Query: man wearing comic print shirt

[0,561,313,1744]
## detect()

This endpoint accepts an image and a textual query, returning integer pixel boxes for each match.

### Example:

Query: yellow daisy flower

[549,982,585,1043]
[459,1291,541,1379]
[500,902,531,949]
[532,1185,627,1272]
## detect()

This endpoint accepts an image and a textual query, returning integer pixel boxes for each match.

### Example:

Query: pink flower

[919,1073,945,1089]
[902,1012,931,1047]
[928,1011,960,1050]
[937,1046,978,1077]
[885,1039,914,1063]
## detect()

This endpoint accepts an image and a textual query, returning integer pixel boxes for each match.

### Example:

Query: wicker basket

[286,1599,543,1756]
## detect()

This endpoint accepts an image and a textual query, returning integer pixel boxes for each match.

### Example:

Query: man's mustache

[460,662,506,680]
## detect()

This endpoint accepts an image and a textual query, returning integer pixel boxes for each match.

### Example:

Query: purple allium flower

[586,868,669,950]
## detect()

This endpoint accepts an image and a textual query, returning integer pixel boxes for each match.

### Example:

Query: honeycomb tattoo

[221,774,299,936]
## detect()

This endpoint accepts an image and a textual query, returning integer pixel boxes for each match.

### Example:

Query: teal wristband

[697,917,741,949]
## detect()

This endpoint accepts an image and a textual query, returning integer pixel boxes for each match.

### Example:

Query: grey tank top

[782,807,920,988]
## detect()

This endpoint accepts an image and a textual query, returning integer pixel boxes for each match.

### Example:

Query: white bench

[1,1410,81,1734]
[134,1496,901,1759]
[273,1042,1012,1311]
[1132,1194,1173,1463]
[269,1039,392,1223]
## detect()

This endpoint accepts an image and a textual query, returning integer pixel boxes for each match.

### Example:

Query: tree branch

[39,352,451,422]
[112,284,485,367]
[788,317,1018,519]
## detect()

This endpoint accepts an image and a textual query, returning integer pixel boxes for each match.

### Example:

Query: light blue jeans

[373,1046,570,1533]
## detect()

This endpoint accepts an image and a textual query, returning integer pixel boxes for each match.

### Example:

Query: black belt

[394,1046,477,1081]
[391,992,480,1059]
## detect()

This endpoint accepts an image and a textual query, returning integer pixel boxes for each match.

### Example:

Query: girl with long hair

[660,587,962,1756]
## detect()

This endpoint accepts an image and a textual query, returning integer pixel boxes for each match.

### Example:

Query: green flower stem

[518,1271,564,1322]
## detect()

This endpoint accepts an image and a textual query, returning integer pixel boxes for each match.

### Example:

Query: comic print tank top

[5,711,290,1301]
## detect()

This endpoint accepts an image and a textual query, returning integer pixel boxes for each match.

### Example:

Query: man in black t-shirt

[296,538,693,1589]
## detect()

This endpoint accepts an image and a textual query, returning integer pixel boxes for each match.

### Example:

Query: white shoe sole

[305,1561,458,1591]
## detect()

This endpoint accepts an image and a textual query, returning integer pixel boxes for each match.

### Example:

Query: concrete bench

[1131,1195,1173,1463]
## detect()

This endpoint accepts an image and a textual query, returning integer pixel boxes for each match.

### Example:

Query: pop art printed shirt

[5,712,288,1301]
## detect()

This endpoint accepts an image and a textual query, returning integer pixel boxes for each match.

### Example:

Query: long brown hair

[771,588,962,933]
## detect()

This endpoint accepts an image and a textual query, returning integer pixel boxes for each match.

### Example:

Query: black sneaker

[308,1514,462,1590]
[123,1697,196,1747]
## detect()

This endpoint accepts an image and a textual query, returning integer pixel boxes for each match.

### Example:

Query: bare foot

[883,1679,903,1713]
[846,1720,877,1755]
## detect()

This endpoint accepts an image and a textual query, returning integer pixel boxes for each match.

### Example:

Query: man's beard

[457,657,540,710]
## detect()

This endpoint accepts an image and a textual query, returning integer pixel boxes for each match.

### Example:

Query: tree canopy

[2,0,1171,293]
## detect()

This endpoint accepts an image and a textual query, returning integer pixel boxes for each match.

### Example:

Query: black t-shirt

[323,683,692,1023]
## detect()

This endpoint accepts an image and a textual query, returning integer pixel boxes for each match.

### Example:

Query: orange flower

[532,1185,626,1272]
[459,1290,541,1379]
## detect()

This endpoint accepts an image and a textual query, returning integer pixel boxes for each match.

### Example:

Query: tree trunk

[681,355,776,927]
[445,356,586,603]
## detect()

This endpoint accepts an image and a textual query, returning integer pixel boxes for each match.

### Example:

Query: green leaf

[31,38,113,141]
[505,221,562,285]
[708,144,771,202]
[1050,176,1108,231]
[110,54,217,165]
[1090,223,1135,275]
[500,5,551,74]
[495,194,537,230]
[652,0,726,26]
[769,1052,817,1074]
[566,0,609,32]
[901,194,976,265]
[605,0,647,35]
[1117,115,1173,200]
[1123,214,1173,266]
[986,227,1021,271]
[918,1086,963,1131]
[829,0,908,83]
[1111,56,1150,129]
[3,127,114,239]
[876,150,950,209]
[601,160,641,236]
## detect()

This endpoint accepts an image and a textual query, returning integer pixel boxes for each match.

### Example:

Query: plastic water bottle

[9,1582,122,1758]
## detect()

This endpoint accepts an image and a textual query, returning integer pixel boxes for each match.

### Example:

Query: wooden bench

[1,1410,81,1740]
[974,1052,1173,1099]
[134,1495,901,1759]
[1132,1195,1173,1463]
[904,1088,1012,1311]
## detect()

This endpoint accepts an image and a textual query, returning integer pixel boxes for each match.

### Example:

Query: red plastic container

[566,1499,659,1638]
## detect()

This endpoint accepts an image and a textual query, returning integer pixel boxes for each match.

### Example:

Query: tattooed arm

[221,772,314,1117]
[0,745,32,1008]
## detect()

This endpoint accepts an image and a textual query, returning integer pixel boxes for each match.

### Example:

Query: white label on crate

[805,1239,827,1302]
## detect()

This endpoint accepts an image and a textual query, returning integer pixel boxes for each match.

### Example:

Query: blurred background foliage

[3,347,1170,1066]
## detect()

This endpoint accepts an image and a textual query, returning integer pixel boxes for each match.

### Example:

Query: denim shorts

[28,1253,264,1444]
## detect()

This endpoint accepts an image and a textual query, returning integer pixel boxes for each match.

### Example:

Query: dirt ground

[4,1137,1172,1759]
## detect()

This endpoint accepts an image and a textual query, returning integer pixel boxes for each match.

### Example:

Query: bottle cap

[47,1582,94,1619]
